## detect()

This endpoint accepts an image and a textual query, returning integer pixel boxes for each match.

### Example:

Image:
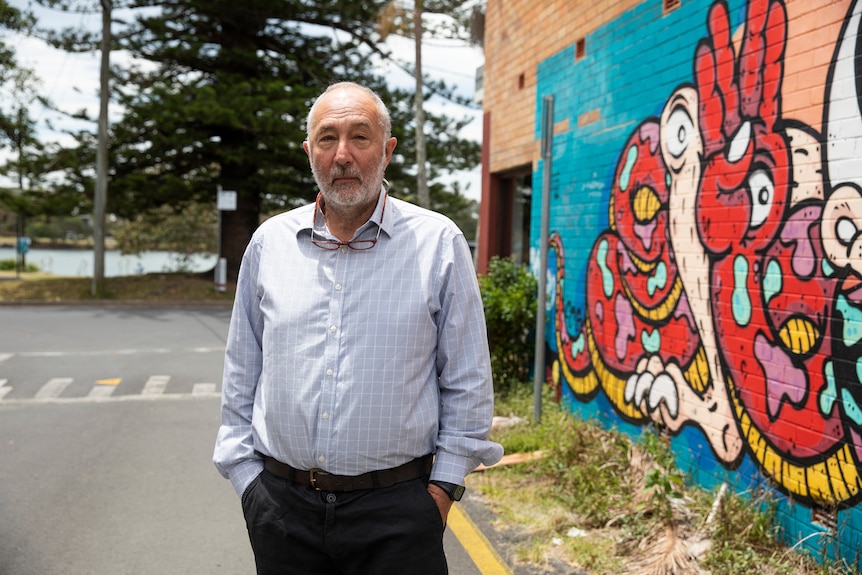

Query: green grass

[0,271,235,303]
[477,385,861,575]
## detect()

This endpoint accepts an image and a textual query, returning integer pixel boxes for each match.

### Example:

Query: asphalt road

[0,305,505,575]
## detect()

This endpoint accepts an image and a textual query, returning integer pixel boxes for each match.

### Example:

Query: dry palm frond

[621,522,705,575]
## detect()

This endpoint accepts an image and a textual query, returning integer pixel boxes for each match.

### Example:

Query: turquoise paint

[837,294,862,347]
[597,238,614,298]
[620,144,638,192]
[821,361,839,418]
[732,255,752,327]
[763,259,783,304]
[647,261,667,297]
[641,328,660,354]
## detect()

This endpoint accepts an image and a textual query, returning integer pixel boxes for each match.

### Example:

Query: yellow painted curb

[448,503,514,575]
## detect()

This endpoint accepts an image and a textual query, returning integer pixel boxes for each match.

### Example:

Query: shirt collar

[303,183,392,241]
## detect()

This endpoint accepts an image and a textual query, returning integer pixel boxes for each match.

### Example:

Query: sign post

[533,95,554,424]
[16,235,30,278]
[216,188,237,292]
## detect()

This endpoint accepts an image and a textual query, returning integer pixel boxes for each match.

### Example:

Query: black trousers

[241,469,448,575]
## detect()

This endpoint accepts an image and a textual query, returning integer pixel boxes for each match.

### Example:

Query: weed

[475,385,862,575]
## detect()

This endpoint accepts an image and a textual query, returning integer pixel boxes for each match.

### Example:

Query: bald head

[306,82,392,142]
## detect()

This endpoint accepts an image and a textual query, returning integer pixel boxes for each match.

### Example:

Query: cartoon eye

[665,105,693,159]
[748,168,774,228]
[836,216,858,246]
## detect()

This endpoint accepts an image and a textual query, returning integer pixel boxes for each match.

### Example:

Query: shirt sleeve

[213,235,266,497]
[430,232,504,485]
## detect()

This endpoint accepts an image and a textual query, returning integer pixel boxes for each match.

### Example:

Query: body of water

[0,247,219,277]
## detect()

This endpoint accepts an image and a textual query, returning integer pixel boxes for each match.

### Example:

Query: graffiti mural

[548,0,862,510]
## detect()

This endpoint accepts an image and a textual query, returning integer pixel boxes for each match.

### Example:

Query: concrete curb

[0,299,233,308]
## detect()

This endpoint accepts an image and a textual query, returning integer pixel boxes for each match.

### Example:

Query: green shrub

[0,259,40,272]
[478,256,538,393]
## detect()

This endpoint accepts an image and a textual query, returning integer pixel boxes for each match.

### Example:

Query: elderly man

[214,82,502,575]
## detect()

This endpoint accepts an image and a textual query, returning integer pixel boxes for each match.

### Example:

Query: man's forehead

[315,113,375,132]
[312,89,378,130]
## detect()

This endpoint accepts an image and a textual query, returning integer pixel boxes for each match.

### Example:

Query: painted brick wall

[483,0,642,174]
[483,0,862,568]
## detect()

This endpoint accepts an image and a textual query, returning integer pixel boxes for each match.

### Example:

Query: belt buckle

[308,468,328,491]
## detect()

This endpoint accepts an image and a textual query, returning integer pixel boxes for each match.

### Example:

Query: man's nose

[334,139,353,164]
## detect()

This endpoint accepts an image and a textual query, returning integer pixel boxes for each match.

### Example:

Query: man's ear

[384,137,397,165]
[303,140,311,157]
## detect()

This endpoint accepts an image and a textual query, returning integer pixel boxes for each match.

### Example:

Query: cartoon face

[551,0,862,509]
[694,1,850,477]
[610,121,669,267]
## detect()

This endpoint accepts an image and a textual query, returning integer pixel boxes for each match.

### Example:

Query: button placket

[319,253,346,470]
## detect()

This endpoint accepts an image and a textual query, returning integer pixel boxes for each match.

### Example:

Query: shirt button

[326,368,333,376]
[335,284,342,291]
[318,455,326,463]
[322,412,330,419]
[329,325,337,333]
[340,246,347,254]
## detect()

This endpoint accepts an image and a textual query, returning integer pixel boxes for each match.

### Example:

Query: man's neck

[321,194,379,242]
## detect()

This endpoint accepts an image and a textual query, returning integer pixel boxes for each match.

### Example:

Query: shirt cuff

[430,451,480,485]
[228,458,265,498]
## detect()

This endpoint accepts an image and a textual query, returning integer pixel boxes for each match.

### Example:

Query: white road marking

[88,385,116,398]
[34,378,74,400]
[14,347,222,358]
[192,383,217,395]
[0,375,221,406]
[142,375,170,395]
[0,353,13,363]
[0,392,220,406]
[18,349,172,358]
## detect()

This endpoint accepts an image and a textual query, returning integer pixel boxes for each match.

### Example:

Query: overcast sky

[4,1,485,200]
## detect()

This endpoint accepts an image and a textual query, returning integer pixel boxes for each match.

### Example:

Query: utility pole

[92,0,111,295]
[15,107,25,278]
[414,0,430,209]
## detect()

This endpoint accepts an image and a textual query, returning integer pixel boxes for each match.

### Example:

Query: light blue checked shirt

[214,188,503,497]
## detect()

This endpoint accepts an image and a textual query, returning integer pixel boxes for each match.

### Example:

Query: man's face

[304,87,397,213]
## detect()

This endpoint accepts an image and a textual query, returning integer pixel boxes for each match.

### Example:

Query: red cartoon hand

[695,0,789,255]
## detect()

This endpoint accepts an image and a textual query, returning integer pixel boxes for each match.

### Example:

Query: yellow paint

[685,347,709,394]
[729,375,862,505]
[633,185,662,225]
[96,378,121,386]
[448,504,514,575]
[555,329,599,396]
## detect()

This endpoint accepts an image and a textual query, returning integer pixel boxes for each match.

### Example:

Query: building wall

[482,0,862,567]
[483,0,642,174]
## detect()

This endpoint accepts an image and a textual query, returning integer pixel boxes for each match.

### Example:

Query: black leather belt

[262,453,433,492]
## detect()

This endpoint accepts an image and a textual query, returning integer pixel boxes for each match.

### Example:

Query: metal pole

[533,95,554,424]
[15,213,22,278]
[92,0,111,295]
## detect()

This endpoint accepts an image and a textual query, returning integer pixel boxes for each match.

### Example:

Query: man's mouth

[332,175,361,186]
